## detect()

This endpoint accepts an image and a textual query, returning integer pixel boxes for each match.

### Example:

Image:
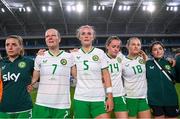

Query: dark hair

[150,41,165,53]
[6,35,24,56]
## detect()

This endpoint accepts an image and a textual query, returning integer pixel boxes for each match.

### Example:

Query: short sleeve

[100,51,108,69]
[69,53,75,67]
[34,55,41,71]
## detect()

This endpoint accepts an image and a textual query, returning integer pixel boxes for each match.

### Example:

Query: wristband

[106,87,113,93]
[31,80,37,86]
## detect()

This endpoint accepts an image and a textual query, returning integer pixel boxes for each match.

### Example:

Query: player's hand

[138,50,148,62]
[105,94,114,112]
[27,84,33,93]
[36,49,46,56]
[175,53,180,57]
[69,48,78,53]
[167,58,176,67]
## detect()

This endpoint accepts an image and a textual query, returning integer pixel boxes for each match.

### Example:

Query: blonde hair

[6,35,24,56]
[105,36,122,51]
[126,37,141,46]
[45,28,61,39]
[76,25,96,39]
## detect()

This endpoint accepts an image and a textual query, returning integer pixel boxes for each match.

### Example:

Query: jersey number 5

[83,60,89,70]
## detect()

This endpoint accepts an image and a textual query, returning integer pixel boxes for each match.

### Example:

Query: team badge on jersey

[18,61,26,68]
[165,65,171,70]
[117,57,122,63]
[92,55,99,61]
[138,59,145,64]
[60,59,67,65]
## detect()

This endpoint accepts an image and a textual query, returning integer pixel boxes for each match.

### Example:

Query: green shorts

[32,104,70,118]
[113,96,128,112]
[74,99,106,118]
[126,98,150,117]
[0,109,32,118]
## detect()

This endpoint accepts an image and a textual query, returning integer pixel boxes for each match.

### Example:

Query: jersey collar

[80,47,95,54]
[126,55,138,60]
[48,50,64,57]
[106,53,116,59]
[5,55,22,63]
[154,57,164,62]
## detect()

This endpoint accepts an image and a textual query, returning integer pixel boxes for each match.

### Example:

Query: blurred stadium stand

[0,35,179,58]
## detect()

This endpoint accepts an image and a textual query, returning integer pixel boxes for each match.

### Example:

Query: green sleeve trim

[101,66,109,70]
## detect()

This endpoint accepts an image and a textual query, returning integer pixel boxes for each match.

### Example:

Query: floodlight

[102,6,105,11]
[1,8,5,13]
[26,6,31,12]
[93,5,97,11]
[127,6,130,11]
[48,6,52,12]
[174,6,178,11]
[147,4,155,12]
[76,3,83,13]
[166,6,169,11]
[123,5,127,11]
[118,5,122,11]
[19,7,22,12]
[23,8,26,12]
[42,6,46,12]
[98,6,101,10]
[143,6,146,11]
[170,6,173,11]
[66,5,71,12]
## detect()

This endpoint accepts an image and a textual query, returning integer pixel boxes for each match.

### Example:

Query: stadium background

[0,0,180,117]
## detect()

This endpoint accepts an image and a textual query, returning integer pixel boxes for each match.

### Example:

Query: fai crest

[165,65,171,70]
[138,59,145,64]
[92,55,99,61]
[60,59,67,65]
[117,57,122,63]
[18,61,26,68]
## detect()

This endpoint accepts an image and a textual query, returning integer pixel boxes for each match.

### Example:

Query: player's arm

[31,70,40,85]
[167,57,176,67]
[36,49,46,56]
[139,50,148,62]
[102,68,114,112]
[27,70,40,92]
[71,65,77,80]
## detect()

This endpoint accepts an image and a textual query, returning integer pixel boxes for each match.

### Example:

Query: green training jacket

[0,56,34,112]
[175,55,180,82]
[146,58,178,106]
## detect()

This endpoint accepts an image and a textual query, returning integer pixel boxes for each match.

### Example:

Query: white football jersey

[34,50,75,109]
[105,52,125,97]
[71,47,108,101]
[122,56,147,98]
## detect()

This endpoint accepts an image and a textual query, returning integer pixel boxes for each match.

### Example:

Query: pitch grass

[31,84,180,118]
